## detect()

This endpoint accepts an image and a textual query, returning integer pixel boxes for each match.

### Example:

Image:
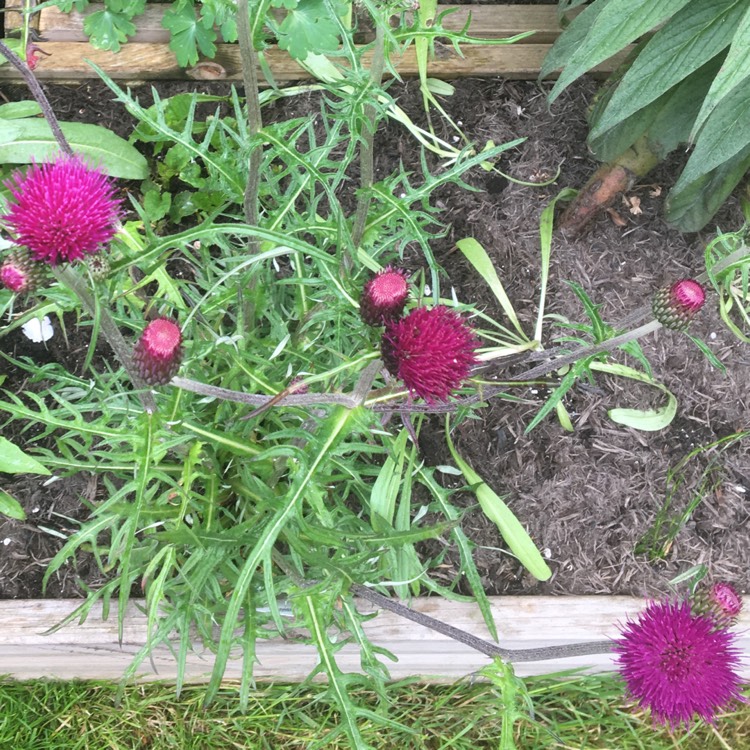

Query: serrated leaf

[691,6,750,140]
[162,4,218,67]
[84,9,136,52]
[275,0,344,60]
[0,437,51,475]
[0,101,43,120]
[0,119,148,179]
[590,0,745,142]
[0,490,26,521]
[546,0,694,103]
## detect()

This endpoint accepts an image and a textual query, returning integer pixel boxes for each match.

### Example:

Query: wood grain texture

[0,42,629,83]
[6,595,749,683]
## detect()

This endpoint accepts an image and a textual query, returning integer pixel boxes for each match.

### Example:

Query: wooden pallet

[1,3,628,83]
[2,595,749,682]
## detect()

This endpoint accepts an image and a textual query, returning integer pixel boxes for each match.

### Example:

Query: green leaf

[456,237,528,341]
[0,118,148,179]
[275,0,345,60]
[691,6,750,140]
[446,424,552,581]
[162,4,218,67]
[590,0,745,141]
[0,490,25,521]
[0,437,51,475]
[546,0,694,102]
[84,9,136,52]
[666,140,750,231]
[0,101,43,120]
[591,362,677,431]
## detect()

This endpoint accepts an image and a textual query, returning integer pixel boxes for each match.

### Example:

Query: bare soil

[1,73,748,601]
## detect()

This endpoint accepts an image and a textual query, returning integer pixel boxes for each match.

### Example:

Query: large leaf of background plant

[542,0,694,102]
[589,0,748,142]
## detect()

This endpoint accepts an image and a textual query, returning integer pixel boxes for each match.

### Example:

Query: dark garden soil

[0,72,748,601]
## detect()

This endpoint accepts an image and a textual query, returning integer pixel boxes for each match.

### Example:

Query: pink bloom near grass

[133,319,183,386]
[381,305,479,403]
[614,600,743,728]
[0,246,46,294]
[360,266,409,326]
[652,279,706,331]
[3,156,121,265]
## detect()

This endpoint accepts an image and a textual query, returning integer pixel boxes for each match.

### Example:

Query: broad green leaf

[666,139,750,231]
[591,362,677,431]
[0,490,25,521]
[675,80,750,187]
[590,0,745,141]
[456,237,528,341]
[83,8,136,52]
[0,119,148,179]
[446,425,551,581]
[275,0,346,60]
[0,437,51,475]
[590,55,723,162]
[163,4,218,67]
[0,39,23,67]
[0,101,43,120]
[691,6,750,140]
[546,0,694,102]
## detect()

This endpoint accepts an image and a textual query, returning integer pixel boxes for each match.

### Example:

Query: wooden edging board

[1,3,629,82]
[3,596,750,683]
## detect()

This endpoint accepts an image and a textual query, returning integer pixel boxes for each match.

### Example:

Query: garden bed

[0,3,749,691]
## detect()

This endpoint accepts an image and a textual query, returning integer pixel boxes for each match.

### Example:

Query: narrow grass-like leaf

[446,422,551,581]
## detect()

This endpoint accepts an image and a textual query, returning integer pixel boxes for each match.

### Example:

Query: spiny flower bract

[3,155,121,265]
[652,279,706,332]
[360,266,409,326]
[614,599,743,728]
[133,318,183,386]
[0,246,47,294]
[381,305,479,403]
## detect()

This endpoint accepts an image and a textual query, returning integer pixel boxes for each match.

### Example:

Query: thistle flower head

[0,246,47,294]
[3,155,121,266]
[652,279,706,331]
[696,582,744,627]
[614,599,743,728]
[360,266,409,326]
[133,318,183,386]
[381,305,479,403]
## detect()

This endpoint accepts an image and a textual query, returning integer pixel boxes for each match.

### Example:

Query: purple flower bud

[360,266,409,326]
[652,279,706,331]
[133,318,183,386]
[0,246,47,294]
[381,305,479,403]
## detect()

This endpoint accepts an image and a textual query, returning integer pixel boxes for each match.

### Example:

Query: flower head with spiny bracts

[360,266,410,326]
[613,599,743,728]
[381,305,480,403]
[692,581,744,627]
[2,155,121,266]
[0,246,48,294]
[652,279,706,332]
[133,318,183,386]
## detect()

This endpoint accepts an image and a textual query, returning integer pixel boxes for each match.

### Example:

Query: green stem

[53,266,157,414]
[350,22,387,252]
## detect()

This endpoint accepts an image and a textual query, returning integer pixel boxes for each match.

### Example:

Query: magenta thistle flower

[0,246,47,294]
[132,318,183,386]
[381,305,480,403]
[652,279,706,331]
[360,266,410,326]
[3,156,121,266]
[614,599,743,728]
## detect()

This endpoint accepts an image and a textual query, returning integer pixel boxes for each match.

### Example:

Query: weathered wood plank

[3,595,749,683]
[36,5,569,44]
[0,596,652,681]
[0,42,629,83]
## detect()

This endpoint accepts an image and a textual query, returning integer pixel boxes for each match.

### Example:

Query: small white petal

[22,316,54,343]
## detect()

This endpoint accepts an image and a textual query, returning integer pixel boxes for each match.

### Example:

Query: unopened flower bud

[652,279,706,331]
[360,266,409,326]
[693,581,743,627]
[133,318,183,386]
[0,246,47,294]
